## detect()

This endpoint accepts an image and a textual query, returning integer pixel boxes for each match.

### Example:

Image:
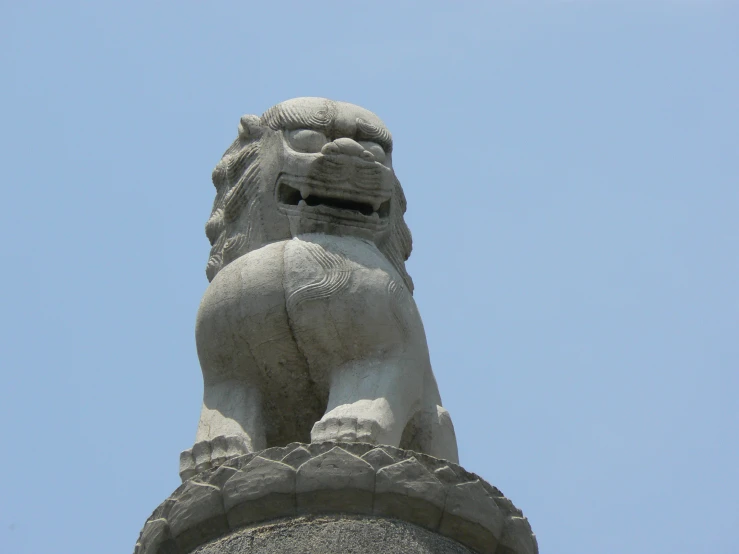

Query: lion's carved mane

[204,102,414,291]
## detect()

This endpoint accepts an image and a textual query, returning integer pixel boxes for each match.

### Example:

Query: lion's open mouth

[278,182,391,221]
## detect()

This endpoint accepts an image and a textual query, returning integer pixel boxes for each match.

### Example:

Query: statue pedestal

[191,515,481,553]
[135,443,537,554]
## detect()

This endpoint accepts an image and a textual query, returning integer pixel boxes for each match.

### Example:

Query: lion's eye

[358,141,386,164]
[285,129,328,153]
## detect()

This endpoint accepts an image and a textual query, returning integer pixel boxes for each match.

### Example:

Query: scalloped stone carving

[135,443,537,554]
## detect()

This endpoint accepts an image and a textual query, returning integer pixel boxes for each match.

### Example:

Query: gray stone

[280,445,311,469]
[375,457,447,530]
[137,94,537,554]
[179,450,197,482]
[439,480,504,554]
[137,443,536,554]
[136,518,179,554]
[323,441,375,458]
[186,98,458,468]
[361,446,396,470]
[202,466,237,493]
[434,465,460,485]
[192,441,213,474]
[497,517,538,554]
[149,498,177,521]
[296,446,375,514]
[222,456,296,529]
[493,496,524,517]
[211,436,250,467]
[222,452,257,471]
[168,481,228,553]
[181,437,254,481]
[191,515,474,554]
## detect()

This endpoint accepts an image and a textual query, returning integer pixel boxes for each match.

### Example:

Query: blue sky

[1,1,737,553]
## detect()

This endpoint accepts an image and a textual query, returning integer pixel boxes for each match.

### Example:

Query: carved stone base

[135,443,537,554]
[192,515,475,553]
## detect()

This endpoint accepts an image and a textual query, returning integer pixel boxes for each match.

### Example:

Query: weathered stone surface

[149,497,177,522]
[296,446,375,514]
[179,450,197,483]
[138,97,538,553]
[136,518,178,554]
[497,517,538,554]
[375,457,447,530]
[257,445,294,462]
[361,446,396,470]
[180,437,252,482]
[138,443,537,554]
[280,445,311,469]
[187,98,459,467]
[191,515,474,554]
[439,480,504,554]
[205,465,238,490]
[434,465,460,485]
[492,496,523,516]
[211,436,250,467]
[222,452,257,471]
[168,481,228,553]
[223,456,296,529]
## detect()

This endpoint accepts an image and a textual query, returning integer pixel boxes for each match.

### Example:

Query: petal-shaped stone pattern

[135,443,537,554]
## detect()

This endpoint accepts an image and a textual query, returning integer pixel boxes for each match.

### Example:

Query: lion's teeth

[300,187,310,199]
[298,200,307,208]
[371,200,382,212]
[370,212,380,221]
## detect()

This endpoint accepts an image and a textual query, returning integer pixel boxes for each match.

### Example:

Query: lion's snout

[321,137,375,161]
[309,147,388,194]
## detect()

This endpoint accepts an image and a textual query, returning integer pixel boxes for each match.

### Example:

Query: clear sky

[1,1,737,553]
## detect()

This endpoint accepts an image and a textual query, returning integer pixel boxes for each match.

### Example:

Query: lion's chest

[283,235,416,371]
[196,236,419,382]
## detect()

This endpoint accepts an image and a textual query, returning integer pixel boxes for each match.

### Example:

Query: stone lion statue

[182,98,458,478]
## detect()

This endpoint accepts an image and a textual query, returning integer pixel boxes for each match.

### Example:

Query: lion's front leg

[180,379,267,480]
[196,378,267,449]
[311,358,424,447]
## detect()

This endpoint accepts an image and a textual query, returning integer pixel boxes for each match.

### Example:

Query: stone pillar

[134,442,537,554]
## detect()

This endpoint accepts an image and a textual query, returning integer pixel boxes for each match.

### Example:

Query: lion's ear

[238,114,263,141]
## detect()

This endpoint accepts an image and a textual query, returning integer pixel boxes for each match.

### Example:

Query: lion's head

[205,97,414,291]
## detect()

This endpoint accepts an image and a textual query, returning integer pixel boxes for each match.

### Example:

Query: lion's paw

[311,415,384,445]
[179,435,250,481]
